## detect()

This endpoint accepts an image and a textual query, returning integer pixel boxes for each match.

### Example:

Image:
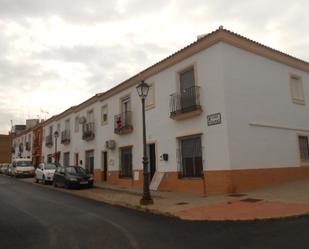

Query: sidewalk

[20,177,309,221]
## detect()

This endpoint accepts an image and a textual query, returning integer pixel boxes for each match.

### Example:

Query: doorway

[74,153,79,166]
[63,152,70,166]
[85,150,94,174]
[148,144,156,180]
[101,151,108,181]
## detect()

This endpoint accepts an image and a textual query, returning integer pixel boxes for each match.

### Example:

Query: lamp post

[54,131,59,164]
[136,80,153,205]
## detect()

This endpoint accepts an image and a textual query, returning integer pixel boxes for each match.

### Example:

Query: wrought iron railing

[169,86,201,117]
[82,122,95,140]
[61,130,71,144]
[114,111,133,134]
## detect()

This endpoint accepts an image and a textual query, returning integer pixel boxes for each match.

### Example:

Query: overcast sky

[0,0,308,133]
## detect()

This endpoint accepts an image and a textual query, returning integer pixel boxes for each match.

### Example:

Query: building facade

[11,119,41,163]
[32,124,43,166]
[0,135,11,163]
[34,27,309,194]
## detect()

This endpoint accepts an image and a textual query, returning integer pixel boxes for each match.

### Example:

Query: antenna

[40,109,50,120]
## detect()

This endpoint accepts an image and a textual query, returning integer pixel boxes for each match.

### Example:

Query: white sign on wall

[207,113,222,126]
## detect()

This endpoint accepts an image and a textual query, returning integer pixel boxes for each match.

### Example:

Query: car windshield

[16,161,32,167]
[45,164,57,170]
[66,166,86,175]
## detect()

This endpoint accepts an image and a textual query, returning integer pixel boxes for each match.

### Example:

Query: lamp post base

[140,197,154,205]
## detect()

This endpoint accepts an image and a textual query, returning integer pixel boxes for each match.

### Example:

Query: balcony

[61,130,71,145]
[45,134,53,147]
[169,86,202,120]
[114,111,133,135]
[82,122,95,141]
[25,142,31,151]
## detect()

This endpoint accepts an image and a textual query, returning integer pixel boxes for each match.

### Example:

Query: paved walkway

[20,177,309,221]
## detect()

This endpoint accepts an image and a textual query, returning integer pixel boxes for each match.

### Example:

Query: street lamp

[54,131,59,164]
[136,80,153,205]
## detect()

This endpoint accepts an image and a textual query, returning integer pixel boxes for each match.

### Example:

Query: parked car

[12,159,35,177]
[0,164,9,174]
[35,163,57,184]
[53,166,93,189]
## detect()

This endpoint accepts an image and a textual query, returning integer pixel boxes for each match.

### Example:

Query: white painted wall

[12,130,33,160]
[221,43,309,169]
[40,41,309,176]
[41,43,231,174]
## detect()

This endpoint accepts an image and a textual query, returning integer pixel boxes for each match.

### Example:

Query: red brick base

[93,166,309,195]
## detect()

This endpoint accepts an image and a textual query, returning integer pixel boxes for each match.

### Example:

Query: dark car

[53,166,94,189]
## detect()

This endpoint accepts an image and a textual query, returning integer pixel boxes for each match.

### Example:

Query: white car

[12,159,35,177]
[35,163,57,184]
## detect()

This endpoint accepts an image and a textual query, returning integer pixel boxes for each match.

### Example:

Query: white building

[38,27,309,194]
[12,128,33,160]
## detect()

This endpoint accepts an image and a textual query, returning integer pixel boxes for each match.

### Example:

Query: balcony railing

[169,86,202,120]
[45,134,53,147]
[82,122,95,141]
[114,111,133,135]
[61,130,71,144]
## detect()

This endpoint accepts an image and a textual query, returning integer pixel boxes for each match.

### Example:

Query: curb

[13,177,309,222]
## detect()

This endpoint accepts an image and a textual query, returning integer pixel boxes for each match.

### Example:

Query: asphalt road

[0,176,309,249]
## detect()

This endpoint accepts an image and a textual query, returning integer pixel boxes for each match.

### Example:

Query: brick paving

[19,177,309,221]
[175,199,309,220]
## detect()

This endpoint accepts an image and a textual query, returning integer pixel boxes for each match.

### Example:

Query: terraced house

[22,27,309,194]
[11,119,42,165]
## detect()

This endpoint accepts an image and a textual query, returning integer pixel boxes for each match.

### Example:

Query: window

[49,126,53,135]
[145,83,155,110]
[63,152,70,166]
[179,67,196,95]
[291,75,305,105]
[65,119,70,131]
[57,123,61,132]
[121,96,131,113]
[299,136,309,162]
[120,147,133,177]
[87,110,94,123]
[178,135,203,177]
[75,116,79,132]
[101,105,108,125]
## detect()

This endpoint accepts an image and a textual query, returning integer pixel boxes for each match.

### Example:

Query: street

[0,175,308,249]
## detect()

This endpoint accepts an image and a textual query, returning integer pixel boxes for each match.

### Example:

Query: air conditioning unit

[79,116,87,124]
[105,140,116,150]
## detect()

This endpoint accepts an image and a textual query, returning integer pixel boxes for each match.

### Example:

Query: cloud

[0,0,308,133]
